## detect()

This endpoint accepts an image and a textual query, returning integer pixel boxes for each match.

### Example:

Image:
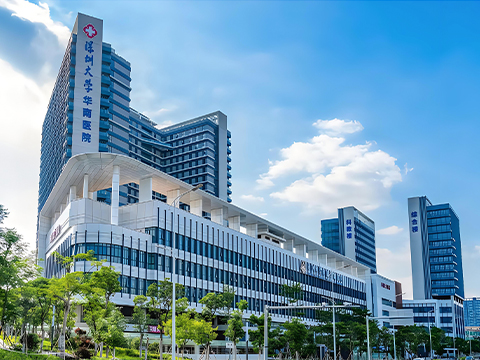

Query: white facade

[367,274,413,328]
[403,296,465,338]
[37,153,371,331]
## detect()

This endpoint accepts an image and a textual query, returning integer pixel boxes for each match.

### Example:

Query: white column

[308,249,318,262]
[294,244,306,257]
[283,239,294,251]
[246,223,258,238]
[211,208,224,225]
[228,216,240,232]
[69,186,77,202]
[167,189,181,207]
[83,174,89,198]
[111,165,120,225]
[89,191,97,201]
[139,177,153,202]
[319,253,328,265]
[190,199,203,217]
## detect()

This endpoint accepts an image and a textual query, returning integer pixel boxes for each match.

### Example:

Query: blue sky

[0,0,479,299]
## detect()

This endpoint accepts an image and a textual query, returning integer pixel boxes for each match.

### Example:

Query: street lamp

[159,183,202,360]
[428,309,435,359]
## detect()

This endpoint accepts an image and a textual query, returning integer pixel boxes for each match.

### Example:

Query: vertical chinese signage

[72,13,103,155]
[410,211,418,233]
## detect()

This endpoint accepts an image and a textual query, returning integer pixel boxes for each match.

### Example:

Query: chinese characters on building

[411,211,418,233]
[346,219,353,239]
[81,39,95,144]
[381,282,391,290]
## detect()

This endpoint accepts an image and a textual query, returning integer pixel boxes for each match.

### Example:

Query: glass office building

[464,298,480,327]
[408,196,465,300]
[321,206,376,273]
[39,13,231,216]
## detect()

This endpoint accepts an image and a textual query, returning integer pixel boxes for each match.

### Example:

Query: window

[131,249,139,267]
[112,245,122,263]
[147,253,156,269]
[123,247,130,265]
[139,251,146,269]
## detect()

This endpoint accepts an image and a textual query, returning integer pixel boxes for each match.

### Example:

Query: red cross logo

[83,24,97,39]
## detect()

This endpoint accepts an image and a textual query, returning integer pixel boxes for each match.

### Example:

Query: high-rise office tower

[321,206,376,273]
[464,298,480,327]
[38,13,232,215]
[408,196,465,300]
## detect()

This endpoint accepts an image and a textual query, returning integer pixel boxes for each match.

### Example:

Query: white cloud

[240,194,265,203]
[0,57,52,248]
[377,225,404,235]
[256,134,371,189]
[313,118,364,136]
[404,163,414,175]
[258,119,402,213]
[0,0,70,46]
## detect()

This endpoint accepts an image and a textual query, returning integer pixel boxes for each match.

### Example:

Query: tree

[103,307,127,359]
[133,295,150,358]
[225,300,248,360]
[191,318,218,360]
[29,277,52,352]
[280,283,304,318]
[284,318,316,360]
[84,264,121,356]
[0,228,39,329]
[146,279,186,360]
[280,283,303,305]
[48,250,95,352]
[199,285,235,322]
[396,325,429,358]
[249,313,285,359]
[89,266,122,309]
[165,311,196,358]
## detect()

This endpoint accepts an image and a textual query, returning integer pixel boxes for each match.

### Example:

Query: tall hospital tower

[38,13,232,219]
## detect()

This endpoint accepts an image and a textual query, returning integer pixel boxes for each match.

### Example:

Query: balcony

[99,143,108,152]
[227,156,231,163]
[100,98,110,107]
[99,132,109,142]
[102,65,112,75]
[101,75,111,86]
[99,120,110,130]
[101,87,111,97]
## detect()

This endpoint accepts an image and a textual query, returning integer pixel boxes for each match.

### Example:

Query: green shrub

[19,334,40,352]
[130,337,140,350]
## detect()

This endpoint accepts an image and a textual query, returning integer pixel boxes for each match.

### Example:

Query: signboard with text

[72,13,103,155]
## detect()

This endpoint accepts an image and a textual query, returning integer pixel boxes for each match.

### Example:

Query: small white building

[367,273,413,328]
